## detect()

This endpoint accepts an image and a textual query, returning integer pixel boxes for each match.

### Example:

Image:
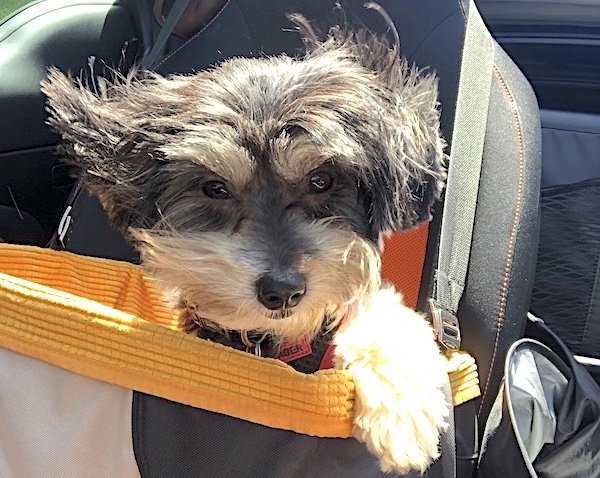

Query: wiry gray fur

[42,17,446,240]
[42,21,452,473]
[41,15,447,340]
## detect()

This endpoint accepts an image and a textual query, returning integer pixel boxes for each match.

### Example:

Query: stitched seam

[410,10,464,59]
[0,2,115,43]
[154,0,232,70]
[458,0,467,21]
[477,65,525,417]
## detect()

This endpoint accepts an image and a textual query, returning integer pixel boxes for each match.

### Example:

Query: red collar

[277,312,348,371]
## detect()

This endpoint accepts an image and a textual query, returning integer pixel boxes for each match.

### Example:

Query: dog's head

[42,18,446,340]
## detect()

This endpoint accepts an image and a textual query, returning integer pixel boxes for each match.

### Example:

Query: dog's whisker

[265,308,295,320]
[314,215,344,227]
[152,203,175,231]
[44,12,451,472]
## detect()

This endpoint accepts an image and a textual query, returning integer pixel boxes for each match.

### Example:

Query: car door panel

[0,0,139,242]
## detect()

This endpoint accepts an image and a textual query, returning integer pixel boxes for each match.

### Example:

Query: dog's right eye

[307,171,333,194]
[202,180,231,200]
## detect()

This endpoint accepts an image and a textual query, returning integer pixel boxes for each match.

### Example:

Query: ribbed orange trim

[0,244,354,437]
[0,244,179,329]
[0,244,479,438]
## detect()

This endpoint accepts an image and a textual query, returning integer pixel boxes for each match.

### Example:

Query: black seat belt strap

[432,2,495,478]
[429,0,494,353]
[144,0,193,69]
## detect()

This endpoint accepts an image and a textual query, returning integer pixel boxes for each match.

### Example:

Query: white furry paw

[335,289,450,475]
[350,365,449,474]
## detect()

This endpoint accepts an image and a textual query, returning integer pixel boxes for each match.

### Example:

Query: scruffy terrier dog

[42,14,449,475]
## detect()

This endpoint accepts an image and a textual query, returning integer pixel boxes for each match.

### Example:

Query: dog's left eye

[307,171,333,194]
[202,180,231,199]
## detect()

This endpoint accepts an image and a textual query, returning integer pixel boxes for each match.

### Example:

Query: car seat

[0,0,541,476]
[478,0,600,386]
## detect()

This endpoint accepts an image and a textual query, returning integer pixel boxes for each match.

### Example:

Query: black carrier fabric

[43,0,542,477]
[132,393,435,478]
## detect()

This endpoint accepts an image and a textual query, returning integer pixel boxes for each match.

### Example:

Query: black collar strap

[194,318,340,375]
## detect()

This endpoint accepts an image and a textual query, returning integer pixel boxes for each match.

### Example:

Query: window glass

[478,0,600,29]
[1,0,37,22]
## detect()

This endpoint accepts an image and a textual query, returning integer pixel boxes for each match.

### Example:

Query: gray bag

[478,317,600,477]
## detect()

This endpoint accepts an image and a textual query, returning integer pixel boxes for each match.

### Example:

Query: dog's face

[42,24,446,340]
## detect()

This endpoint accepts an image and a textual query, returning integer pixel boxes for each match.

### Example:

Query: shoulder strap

[429,0,495,352]
[432,2,495,478]
[144,0,193,69]
[49,0,192,251]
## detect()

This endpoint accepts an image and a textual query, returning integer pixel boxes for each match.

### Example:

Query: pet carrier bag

[0,0,543,476]
[0,242,479,477]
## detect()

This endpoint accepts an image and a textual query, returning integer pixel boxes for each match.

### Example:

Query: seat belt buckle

[428,299,461,350]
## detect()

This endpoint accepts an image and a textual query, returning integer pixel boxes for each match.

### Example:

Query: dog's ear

[357,60,447,237]
[42,67,177,232]
[291,15,447,239]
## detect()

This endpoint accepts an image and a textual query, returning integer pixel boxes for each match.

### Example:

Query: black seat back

[0,1,542,476]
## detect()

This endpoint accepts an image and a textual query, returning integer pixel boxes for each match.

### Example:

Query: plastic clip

[428,299,461,350]
[56,205,73,249]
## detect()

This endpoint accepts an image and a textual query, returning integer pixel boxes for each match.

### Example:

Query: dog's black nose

[256,272,306,310]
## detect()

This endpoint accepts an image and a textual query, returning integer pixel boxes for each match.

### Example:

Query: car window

[0,0,39,22]
[478,0,600,29]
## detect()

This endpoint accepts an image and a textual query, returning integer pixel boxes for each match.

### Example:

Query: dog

[42,13,450,475]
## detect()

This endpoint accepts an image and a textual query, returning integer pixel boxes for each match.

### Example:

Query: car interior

[0,0,597,476]
[477,0,600,383]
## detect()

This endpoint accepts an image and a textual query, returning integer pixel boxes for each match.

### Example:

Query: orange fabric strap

[0,243,479,438]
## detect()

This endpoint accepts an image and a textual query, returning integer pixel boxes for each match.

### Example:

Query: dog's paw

[335,288,450,475]
[350,363,449,474]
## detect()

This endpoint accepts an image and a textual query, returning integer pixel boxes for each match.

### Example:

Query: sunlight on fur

[42,8,451,475]
[335,288,450,473]
[131,223,381,342]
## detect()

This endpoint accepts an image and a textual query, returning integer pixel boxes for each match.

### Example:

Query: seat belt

[51,0,192,250]
[431,2,495,478]
[145,0,193,69]
[429,0,494,352]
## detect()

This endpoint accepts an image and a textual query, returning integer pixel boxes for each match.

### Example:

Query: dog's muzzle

[256,271,306,311]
